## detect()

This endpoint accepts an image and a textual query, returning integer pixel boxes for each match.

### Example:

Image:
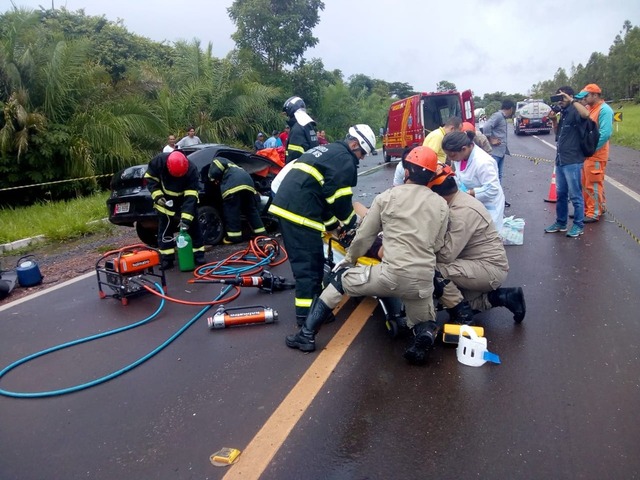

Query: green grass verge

[610,102,640,150]
[0,191,113,245]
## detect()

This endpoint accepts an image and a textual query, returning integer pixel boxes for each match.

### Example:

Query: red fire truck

[382,90,475,162]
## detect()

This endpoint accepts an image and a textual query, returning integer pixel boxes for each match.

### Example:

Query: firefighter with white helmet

[285,145,450,365]
[269,124,376,325]
[282,96,319,163]
[144,150,206,270]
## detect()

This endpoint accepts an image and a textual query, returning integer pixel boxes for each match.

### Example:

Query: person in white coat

[442,131,504,231]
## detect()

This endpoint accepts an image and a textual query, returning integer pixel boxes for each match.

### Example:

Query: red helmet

[404,146,438,173]
[167,151,189,177]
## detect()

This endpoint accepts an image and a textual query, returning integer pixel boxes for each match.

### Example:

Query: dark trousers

[157,212,205,259]
[223,191,266,242]
[278,219,325,318]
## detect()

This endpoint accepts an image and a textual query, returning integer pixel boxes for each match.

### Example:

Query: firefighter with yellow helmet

[285,146,450,365]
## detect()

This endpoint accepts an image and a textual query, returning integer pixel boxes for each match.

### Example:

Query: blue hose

[0,283,234,398]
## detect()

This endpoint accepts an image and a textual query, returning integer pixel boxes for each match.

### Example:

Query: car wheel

[136,222,159,247]
[198,205,224,246]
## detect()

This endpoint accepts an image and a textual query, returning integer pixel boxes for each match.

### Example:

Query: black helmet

[283,96,305,117]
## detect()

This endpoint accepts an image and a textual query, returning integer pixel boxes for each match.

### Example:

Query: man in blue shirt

[483,100,515,207]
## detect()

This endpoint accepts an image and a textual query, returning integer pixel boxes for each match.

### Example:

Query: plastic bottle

[176,226,195,271]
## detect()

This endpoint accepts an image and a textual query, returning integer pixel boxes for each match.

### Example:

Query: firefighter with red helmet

[208,157,266,244]
[282,96,318,164]
[269,124,376,325]
[285,146,450,365]
[144,150,206,270]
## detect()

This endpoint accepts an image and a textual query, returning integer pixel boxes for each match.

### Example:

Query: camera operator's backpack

[580,117,600,157]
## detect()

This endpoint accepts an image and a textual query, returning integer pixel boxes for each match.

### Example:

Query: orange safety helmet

[427,163,455,188]
[461,122,476,133]
[167,151,189,177]
[404,146,438,173]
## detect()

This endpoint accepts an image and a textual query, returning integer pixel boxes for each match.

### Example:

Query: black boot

[194,251,206,266]
[403,321,439,365]
[286,299,334,352]
[446,300,475,325]
[488,287,526,323]
[160,256,174,270]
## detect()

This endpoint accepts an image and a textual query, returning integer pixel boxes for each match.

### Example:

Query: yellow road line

[222,297,378,480]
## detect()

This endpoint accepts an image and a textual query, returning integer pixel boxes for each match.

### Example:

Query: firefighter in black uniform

[282,96,318,164]
[269,124,377,325]
[144,150,206,270]
[208,157,266,244]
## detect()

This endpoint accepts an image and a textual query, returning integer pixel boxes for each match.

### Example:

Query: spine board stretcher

[322,233,485,342]
[323,233,403,337]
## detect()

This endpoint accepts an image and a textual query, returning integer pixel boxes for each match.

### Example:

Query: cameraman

[544,87,590,238]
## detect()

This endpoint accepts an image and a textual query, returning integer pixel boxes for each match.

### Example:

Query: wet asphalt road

[1,136,640,480]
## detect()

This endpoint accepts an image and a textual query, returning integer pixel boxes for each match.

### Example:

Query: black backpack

[580,117,600,157]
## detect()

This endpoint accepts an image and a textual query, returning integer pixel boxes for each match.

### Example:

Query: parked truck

[382,90,475,162]
[513,99,552,135]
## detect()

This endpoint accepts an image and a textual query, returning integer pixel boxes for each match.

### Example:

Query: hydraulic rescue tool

[190,270,295,293]
[96,244,166,305]
[207,305,278,329]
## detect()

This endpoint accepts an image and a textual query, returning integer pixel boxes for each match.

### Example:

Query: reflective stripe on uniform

[326,186,352,204]
[159,247,175,255]
[213,159,226,171]
[150,190,163,200]
[291,162,324,185]
[181,213,195,222]
[288,144,305,154]
[155,205,176,216]
[324,216,338,226]
[184,189,198,198]
[268,204,325,231]
[295,297,313,308]
[222,185,257,198]
[227,231,242,238]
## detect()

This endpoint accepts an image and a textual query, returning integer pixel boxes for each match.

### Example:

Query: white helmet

[348,124,376,155]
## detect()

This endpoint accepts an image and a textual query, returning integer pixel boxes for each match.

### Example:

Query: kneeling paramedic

[285,146,449,365]
[429,165,526,324]
[208,157,266,244]
[144,150,206,269]
[269,124,377,325]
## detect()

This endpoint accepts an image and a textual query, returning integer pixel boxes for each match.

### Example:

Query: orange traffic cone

[544,166,557,203]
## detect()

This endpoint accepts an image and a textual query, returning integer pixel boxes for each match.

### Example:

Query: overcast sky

[6,0,639,96]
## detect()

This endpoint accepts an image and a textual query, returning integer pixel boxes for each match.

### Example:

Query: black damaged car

[107,144,282,246]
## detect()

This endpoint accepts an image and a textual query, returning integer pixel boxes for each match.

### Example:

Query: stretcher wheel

[121,297,129,306]
[99,291,106,299]
[385,318,399,338]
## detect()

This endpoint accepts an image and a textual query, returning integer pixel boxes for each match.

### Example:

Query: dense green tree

[436,80,457,92]
[387,81,415,98]
[349,74,374,95]
[289,57,337,112]
[228,0,325,74]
